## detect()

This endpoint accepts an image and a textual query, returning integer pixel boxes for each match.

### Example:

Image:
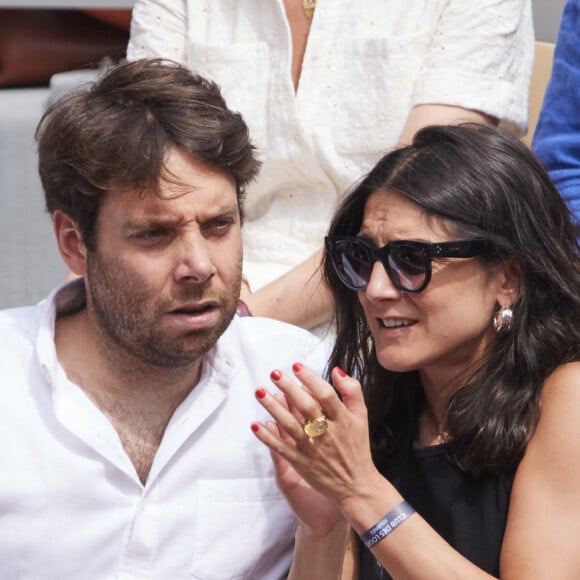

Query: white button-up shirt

[128,0,534,290]
[0,282,330,579]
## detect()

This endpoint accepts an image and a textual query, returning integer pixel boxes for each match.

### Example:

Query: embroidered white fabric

[128,0,534,290]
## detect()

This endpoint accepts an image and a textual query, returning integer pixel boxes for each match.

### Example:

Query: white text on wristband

[359,500,416,549]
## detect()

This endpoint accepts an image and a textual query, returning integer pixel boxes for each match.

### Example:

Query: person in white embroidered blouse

[0,59,329,579]
[127,0,534,331]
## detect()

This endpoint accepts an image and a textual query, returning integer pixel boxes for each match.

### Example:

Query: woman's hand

[251,364,381,512]
[253,365,497,580]
[253,390,344,537]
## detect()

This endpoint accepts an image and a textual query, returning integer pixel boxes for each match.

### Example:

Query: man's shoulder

[0,304,41,343]
[227,315,322,344]
[219,316,331,372]
[0,304,45,377]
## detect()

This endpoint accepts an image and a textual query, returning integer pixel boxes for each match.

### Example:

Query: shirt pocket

[190,477,296,580]
[186,41,270,153]
[333,29,433,155]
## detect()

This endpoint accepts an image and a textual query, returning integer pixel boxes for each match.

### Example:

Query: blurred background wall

[533,0,566,41]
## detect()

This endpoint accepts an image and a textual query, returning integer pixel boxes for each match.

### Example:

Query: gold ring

[303,415,328,438]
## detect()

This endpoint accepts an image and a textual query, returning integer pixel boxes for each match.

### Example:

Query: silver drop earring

[493,306,513,333]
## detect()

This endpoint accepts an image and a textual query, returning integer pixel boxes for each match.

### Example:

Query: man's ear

[53,210,88,276]
[496,258,523,309]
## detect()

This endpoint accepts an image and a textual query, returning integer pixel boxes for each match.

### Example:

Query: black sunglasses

[325,235,494,293]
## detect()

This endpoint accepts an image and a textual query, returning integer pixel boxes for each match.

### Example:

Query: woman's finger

[329,366,368,419]
[250,414,303,467]
[269,368,326,423]
[274,389,305,426]
[272,393,305,445]
[263,421,296,480]
[291,362,369,421]
[254,387,306,442]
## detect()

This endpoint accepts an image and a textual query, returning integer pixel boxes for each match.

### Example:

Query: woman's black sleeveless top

[359,419,515,579]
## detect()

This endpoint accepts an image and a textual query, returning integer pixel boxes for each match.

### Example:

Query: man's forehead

[100,150,239,222]
[127,190,237,219]
[98,182,239,231]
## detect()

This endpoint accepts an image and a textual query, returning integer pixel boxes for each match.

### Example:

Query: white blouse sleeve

[412,0,534,134]
[127,0,189,65]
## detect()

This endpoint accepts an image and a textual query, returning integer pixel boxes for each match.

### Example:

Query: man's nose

[173,234,216,284]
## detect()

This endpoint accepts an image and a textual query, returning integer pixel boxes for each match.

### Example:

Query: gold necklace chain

[303,0,316,20]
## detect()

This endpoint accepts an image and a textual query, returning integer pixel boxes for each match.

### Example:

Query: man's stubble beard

[85,250,242,375]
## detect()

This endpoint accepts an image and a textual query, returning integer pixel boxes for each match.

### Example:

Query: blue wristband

[359,500,416,549]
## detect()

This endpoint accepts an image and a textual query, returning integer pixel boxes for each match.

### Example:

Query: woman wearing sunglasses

[251,123,580,578]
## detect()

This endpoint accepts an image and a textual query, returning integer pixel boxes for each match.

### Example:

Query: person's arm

[287,528,360,580]
[407,0,534,137]
[340,530,360,580]
[287,524,350,580]
[241,248,332,330]
[290,528,357,580]
[499,362,580,577]
[252,362,580,579]
[397,104,496,146]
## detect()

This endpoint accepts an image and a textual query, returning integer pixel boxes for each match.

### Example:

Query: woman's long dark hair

[324,124,580,476]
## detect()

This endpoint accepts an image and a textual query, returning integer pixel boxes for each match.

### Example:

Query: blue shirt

[533,0,580,227]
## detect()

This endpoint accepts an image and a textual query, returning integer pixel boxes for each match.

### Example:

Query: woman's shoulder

[541,361,580,401]
[502,360,580,575]
[530,361,580,443]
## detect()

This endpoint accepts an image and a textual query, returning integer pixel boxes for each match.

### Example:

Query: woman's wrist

[288,521,349,580]
[297,515,348,540]
[358,500,416,549]
[338,473,404,536]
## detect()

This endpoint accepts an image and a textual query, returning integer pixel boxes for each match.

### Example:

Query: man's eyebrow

[122,216,175,233]
[202,204,241,220]
[123,205,240,232]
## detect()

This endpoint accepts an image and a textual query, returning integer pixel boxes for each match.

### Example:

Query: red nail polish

[255,388,266,399]
[336,366,347,377]
[292,362,303,373]
[270,369,282,381]
[251,423,260,432]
